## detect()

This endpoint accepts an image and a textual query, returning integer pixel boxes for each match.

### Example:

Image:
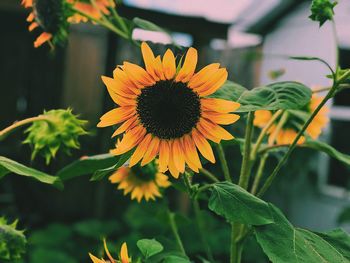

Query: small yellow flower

[109,161,171,202]
[254,94,329,145]
[98,42,240,178]
[67,0,115,23]
[89,240,131,263]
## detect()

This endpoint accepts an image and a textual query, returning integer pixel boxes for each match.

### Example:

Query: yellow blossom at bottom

[89,240,131,263]
[109,161,171,202]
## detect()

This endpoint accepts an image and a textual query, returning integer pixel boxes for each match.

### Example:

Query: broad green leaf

[208,182,274,225]
[90,151,134,181]
[316,229,350,260]
[137,239,163,259]
[255,204,350,263]
[303,140,350,166]
[211,81,312,112]
[337,206,350,224]
[56,154,118,181]
[0,156,63,189]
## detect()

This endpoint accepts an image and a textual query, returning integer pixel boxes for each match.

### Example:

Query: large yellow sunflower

[254,94,329,145]
[98,42,240,178]
[109,161,171,202]
[67,0,115,23]
[89,240,131,263]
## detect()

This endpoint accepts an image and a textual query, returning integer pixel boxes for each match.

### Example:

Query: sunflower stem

[193,199,215,262]
[250,153,268,195]
[167,209,187,257]
[238,112,254,190]
[71,7,129,39]
[230,223,243,263]
[216,144,232,182]
[109,0,129,35]
[0,116,49,142]
[200,168,219,183]
[250,110,283,161]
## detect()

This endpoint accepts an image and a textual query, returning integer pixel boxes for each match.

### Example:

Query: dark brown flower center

[136,80,201,139]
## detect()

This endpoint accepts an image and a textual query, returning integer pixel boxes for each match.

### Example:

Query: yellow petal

[89,253,105,263]
[34,32,52,48]
[191,129,215,163]
[123,62,155,87]
[110,126,146,155]
[188,63,220,89]
[195,68,228,96]
[129,133,152,166]
[111,115,138,137]
[172,139,186,173]
[201,98,240,113]
[158,140,170,172]
[97,107,135,127]
[175,47,198,83]
[162,49,176,80]
[141,136,160,166]
[202,112,240,125]
[182,135,202,172]
[141,42,159,81]
[120,242,130,263]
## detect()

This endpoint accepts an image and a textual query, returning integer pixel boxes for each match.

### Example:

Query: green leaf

[0,156,63,189]
[208,182,274,225]
[316,229,350,260]
[163,256,191,263]
[211,81,312,112]
[303,140,350,166]
[255,204,350,263]
[133,17,168,33]
[90,151,134,181]
[137,239,164,259]
[56,154,118,181]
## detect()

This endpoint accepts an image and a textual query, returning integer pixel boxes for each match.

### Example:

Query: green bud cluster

[24,109,88,164]
[309,0,337,27]
[0,217,26,261]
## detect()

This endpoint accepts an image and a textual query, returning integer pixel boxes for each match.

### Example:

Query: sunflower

[89,240,131,263]
[21,0,71,48]
[67,0,115,23]
[109,160,171,202]
[254,94,329,145]
[98,42,240,178]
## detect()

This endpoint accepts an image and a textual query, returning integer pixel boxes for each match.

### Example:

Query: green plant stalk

[193,200,215,262]
[0,116,49,141]
[230,223,244,263]
[267,111,288,146]
[200,168,219,183]
[216,144,232,182]
[230,112,254,263]
[251,110,283,160]
[238,112,254,189]
[108,0,129,35]
[250,153,268,195]
[167,209,187,256]
[71,7,129,39]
